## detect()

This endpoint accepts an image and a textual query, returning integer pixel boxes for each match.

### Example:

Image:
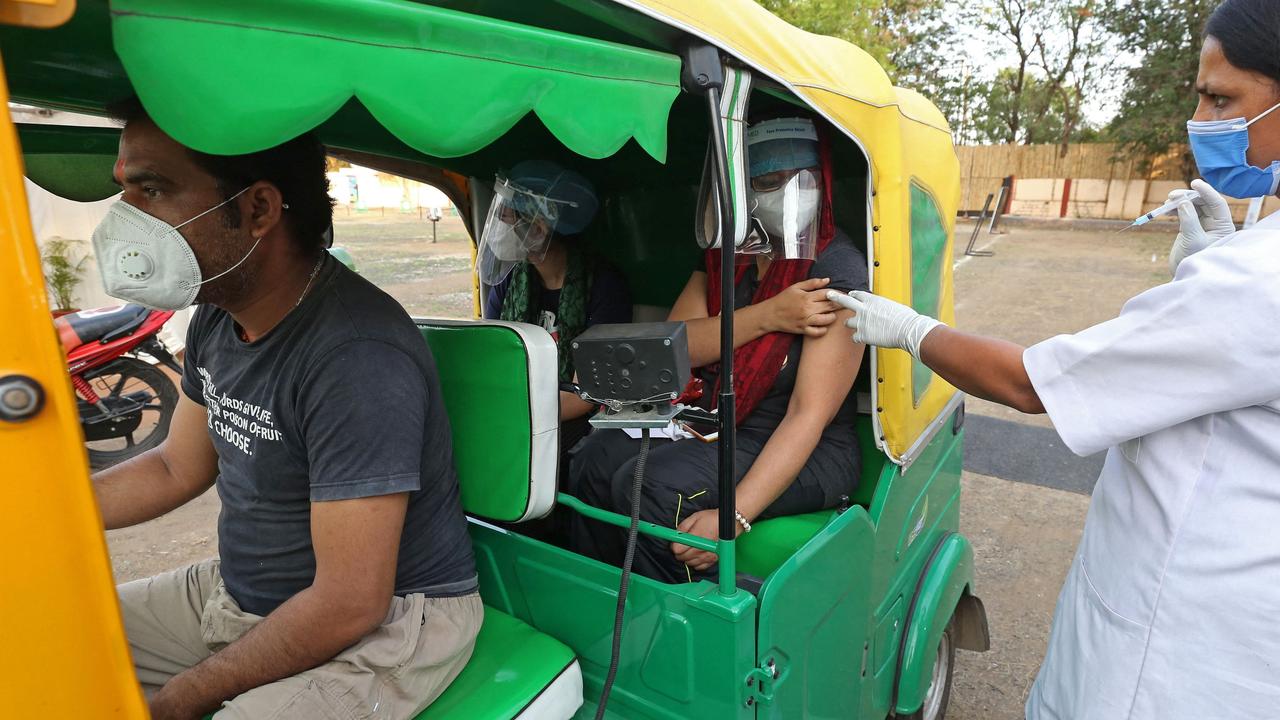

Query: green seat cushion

[736,510,836,579]
[416,607,577,720]
[730,420,885,578]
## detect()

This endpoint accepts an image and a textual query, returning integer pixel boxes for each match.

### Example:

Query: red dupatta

[703,127,836,424]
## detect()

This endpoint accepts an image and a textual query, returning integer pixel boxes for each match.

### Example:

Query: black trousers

[566,427,859,584]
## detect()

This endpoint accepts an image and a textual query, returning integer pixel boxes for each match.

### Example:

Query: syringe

[1122,191,1201,231]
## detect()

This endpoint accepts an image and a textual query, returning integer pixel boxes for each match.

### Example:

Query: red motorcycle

[56,305,181,469]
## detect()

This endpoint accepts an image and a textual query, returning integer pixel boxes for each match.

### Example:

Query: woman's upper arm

[788,309,864,424]
[668,271,710,322]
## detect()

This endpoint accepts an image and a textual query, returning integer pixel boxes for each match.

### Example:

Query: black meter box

[571,322,690,404]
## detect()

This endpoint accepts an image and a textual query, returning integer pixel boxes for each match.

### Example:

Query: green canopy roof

[19,124,120,203]
[3,0,680,164]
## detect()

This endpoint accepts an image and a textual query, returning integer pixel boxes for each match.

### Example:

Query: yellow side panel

[0,0,75,29]
[874,88,961,459]
[0,52,147,717]
[799,88,960,460]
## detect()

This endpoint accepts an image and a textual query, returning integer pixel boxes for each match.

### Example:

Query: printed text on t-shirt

[197,366,283,456]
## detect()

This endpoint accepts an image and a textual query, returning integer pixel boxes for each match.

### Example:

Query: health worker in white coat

[829,1,1280,717]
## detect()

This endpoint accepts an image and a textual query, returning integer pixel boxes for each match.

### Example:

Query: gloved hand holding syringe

[1117,179,1237,275]
[1122,191,1201,230]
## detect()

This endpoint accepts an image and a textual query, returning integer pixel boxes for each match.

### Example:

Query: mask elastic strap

[1245,100,1280,128]
[198,235,264,286]
[174,185,253,230]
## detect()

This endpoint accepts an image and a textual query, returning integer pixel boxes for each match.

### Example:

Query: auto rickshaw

[0,1,989,718]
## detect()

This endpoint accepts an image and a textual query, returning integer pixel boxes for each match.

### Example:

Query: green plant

[41,237,90,312]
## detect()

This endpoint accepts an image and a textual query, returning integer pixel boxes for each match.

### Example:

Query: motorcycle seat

[56,304,151,351]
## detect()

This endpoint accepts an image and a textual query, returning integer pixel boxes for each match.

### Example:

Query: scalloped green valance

[111,0,680,161]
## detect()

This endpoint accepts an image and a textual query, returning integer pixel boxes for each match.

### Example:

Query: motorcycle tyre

[84,357,178,470]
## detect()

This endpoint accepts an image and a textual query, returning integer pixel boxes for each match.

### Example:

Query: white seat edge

[513,660,583,720]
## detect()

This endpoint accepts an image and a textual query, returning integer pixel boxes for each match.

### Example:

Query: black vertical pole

[704,88,737,554]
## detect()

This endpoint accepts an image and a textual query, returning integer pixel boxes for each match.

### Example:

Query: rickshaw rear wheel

[899,620,955,720]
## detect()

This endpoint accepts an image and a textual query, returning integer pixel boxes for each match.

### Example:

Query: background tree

[755,0,962,126]
[755,0,1114,150]
[1101,0,1218,180]
[965,0,1038,143]
[883,0,969,134]
[963,0,1108,149]
[1031,1,1109,154]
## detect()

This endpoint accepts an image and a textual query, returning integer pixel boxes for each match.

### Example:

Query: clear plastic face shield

[744,119,821,260]
[478,175,572,285]
[748,167,820,260]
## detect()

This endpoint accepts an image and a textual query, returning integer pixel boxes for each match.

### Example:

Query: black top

[182,255,476,616]
[484,262,632,340]
[699,229,870,433]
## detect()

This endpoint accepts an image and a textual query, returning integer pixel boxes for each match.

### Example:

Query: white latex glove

[1168,178,1234,275]
[827,290,942,360]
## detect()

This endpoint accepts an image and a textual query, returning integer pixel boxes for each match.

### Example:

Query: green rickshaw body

[458,415,970,718]
[0,1,988,718]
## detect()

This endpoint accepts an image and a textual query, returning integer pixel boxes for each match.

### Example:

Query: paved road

[963,414,1103,494]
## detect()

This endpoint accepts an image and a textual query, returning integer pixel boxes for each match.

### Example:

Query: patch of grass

[405,291,475,319]
[359,255,472,286]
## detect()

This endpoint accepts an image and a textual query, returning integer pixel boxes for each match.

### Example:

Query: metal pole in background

[965,193,995,257]
[988,185,1008,234]
[989,175,1013,234]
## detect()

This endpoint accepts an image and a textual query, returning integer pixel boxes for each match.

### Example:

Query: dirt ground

[105,215,1174,719]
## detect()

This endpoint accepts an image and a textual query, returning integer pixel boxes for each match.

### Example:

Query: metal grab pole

[704,86,738,597]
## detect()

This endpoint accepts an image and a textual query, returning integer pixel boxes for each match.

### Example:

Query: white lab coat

[1021,212,1280,719]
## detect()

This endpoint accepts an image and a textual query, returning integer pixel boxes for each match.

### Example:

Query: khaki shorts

[117,559,483,719]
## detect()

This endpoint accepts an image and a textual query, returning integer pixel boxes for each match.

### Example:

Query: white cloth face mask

[91,187,257,310]
[752,170,820,260]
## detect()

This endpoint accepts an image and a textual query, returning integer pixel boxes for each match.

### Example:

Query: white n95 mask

[91,187,257,310]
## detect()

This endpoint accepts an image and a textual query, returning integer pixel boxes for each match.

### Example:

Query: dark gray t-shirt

[699,229,870,432]
[182,255,476,616]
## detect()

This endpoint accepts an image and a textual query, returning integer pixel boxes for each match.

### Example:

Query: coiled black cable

[594,428,650,719]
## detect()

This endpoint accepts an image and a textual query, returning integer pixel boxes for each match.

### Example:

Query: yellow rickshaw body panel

[0,0,75,29]
[0,53,147,718]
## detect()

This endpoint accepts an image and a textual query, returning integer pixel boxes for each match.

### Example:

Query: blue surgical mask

[1187,100,1280,198]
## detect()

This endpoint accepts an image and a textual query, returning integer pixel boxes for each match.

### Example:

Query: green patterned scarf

[500,244,590,383]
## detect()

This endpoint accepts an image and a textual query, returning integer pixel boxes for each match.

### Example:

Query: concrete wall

[1006,177,1280,224]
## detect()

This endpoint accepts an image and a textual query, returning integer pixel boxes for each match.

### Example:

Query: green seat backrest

[417,319,559,523]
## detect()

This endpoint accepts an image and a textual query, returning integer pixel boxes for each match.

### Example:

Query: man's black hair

[1206,0,1280,87]
[109,96,334,254]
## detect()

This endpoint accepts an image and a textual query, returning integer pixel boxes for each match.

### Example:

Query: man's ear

[244,180,285,240]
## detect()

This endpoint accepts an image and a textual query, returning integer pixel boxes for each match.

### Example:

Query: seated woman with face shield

[479,160,632,451]
[568,117,869,584]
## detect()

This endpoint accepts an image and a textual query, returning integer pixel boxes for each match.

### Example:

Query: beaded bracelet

[734,510,752,534]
